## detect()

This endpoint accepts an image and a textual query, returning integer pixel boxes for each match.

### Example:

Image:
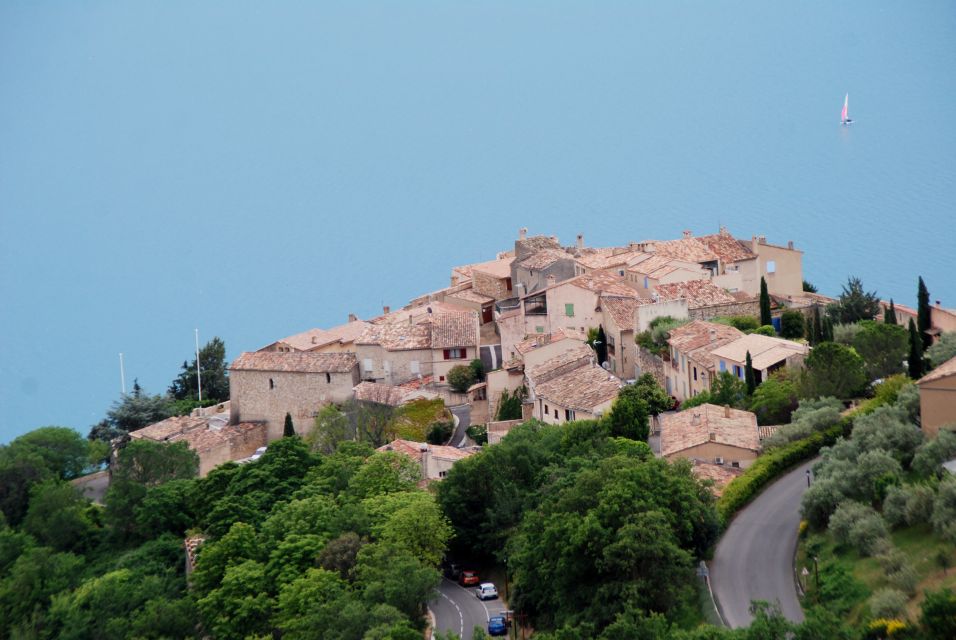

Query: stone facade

[633,346,666,388]
[355,344,432,387]
[689,299,760,321]
[473,269,512,300]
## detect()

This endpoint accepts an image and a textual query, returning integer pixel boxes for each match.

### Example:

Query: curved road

[449,405,471,448]
[710,459,817,628]
[430,578,507,640]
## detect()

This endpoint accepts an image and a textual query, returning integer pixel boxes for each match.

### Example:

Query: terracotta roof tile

[515,328,582,355]
[430,312,479,349]
[601,295,648,330]
[230,351,358,373]
[653,280,738,307]
[526,343,595,385]
[534,363,624,411]
[519,248,572,270]
[918,353,956,385]
[376,439,477,463]
[691,461,744,497]
[471,258,515,279]
[710,334,808,370]
[574,249,645,270]
[270,320,370,352]
[353,381,438,406]
[653,231,755,264]
[660,403,760,457]
[667,321,744,353]
[131,417,267,454]
[447,289,495,304]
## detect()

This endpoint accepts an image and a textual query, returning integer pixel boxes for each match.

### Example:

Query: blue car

[487,615,508,637]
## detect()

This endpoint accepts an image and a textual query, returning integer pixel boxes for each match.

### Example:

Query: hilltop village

[125,226,956,489]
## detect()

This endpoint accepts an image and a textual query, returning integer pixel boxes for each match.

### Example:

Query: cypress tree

[812,307,823,345]
[884,299,897,325]
[804,314,814,346]
[822,315,834,343]
[759,277,772,327]
[283,412,296,438]
[918,277,932,349]
[908,318,924,379]
[595,325,608,366]
[744,351,757,396]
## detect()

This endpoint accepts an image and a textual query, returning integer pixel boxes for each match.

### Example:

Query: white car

[475,582,498,600]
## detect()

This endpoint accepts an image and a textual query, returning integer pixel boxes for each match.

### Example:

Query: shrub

[426,421,454,445]
[714,315,760,333]
[469,359,485,382]
[818,562,868,616]
[931,478,956,543]
[749,371,799,426]
[912,430,956,478]
[828,501,888,556]
[802,478,845,530]
[754,325,776,337]
[495,386,526,421]
[852,405,924,468]
[920,588,956,640]
[927,332,956,367]
[882,486,909,528]
[868,589,908,619]
[780,310,805,340]
[833,323,863,345]
[887,563,919,596]
[904,485,936,526]
[447,365,476,393]
[800,342,867,400]
[465,424,487,446]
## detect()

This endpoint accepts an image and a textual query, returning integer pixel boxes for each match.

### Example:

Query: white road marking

[438,589,464,639]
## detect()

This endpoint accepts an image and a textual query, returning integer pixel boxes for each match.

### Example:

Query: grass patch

[389,399,450,442]
[798,524,956,624]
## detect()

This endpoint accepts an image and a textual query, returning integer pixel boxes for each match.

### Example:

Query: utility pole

[119,352,126,394]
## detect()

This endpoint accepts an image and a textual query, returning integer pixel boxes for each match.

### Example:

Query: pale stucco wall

[355,344,433,386]
[665,442,757,467]
[545,284,601,336]
[919,376,956,439]
[753,241,804,297]
[433,346,477,384]
[536,396,612,424]
[636,299,690,332]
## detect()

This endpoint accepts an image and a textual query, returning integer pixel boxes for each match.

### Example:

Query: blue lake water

[2,1,955,443]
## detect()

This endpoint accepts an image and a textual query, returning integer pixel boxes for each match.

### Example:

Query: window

[443,348,466,360]
[681,355,686,371]
[643,276,649,289]
[733,365,743,378]
[607,334,616,356]
[719,360,727,372]
[525,294,547,315]
[565,303,575,317]
[553,410,558,419]
[535,326,544,333]
[617,269,625,277]
[693,366,697,381]
[565,409,576,421]
[439,471,447,478]
[269,378,274,390]
[544,404,549,415]
[766,260,776,273]
[363,358,373,372]
[439,375,445,382]
[326,372,331,384]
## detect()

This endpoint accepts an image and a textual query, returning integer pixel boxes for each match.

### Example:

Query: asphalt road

[449,405,471,448]
[430,578,508,640]
[710,459,817,628]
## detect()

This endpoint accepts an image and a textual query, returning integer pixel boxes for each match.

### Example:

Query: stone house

[665,321,744,400]
[600,295,691,381]
[229,351,360,440]
[660,403,760,468]
[652,279,758,321]
[376,439,478,481]
[470,257,515,301]
[445,288,497,325]
[259,317,370,354]
[709,333,808,385]
[916,354,956,438]
[624,253,710,294]
[511,229,577,295]
[430,311,480,384]
[129,414,267,477]
[533,360,624,424]
[521,270,642,337]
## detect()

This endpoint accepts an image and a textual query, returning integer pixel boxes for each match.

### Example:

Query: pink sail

[841,94,849,123]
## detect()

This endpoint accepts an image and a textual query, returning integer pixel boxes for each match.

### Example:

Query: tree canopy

[829,276,881,324]
[168,336,230,403]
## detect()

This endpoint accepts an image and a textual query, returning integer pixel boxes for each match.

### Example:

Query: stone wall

[355,344,433,386]
[633,346,666,388]
[473,271,510,300]
[487,419,524,445]
[690,299,760,322]
[230,368,360,440]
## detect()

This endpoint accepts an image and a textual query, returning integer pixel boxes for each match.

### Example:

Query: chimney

[408,314,413,325]
[550,235,558,243]
[519,227,528,240]
[709,328,717,341]
[311,336,318,344]
[383,305,390,315]
[691,413,701,426]
[576,234,584,250]
[787,240,794,250]
[419,444,430,479]
[547,274,556,287]
[936,300,942,308]
[724,405,731,418]
[709,432,716,442]
[758,235,767,244]
[719,226,728,235]
[683,230,693,239]
[348,313,358,322]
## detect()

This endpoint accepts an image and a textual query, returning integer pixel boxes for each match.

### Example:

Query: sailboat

[841,93,853,125]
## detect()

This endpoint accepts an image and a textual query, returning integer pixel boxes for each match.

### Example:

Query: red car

[458,569,480,586]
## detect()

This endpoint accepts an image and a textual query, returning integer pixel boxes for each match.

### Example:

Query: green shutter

[565,303,574,317]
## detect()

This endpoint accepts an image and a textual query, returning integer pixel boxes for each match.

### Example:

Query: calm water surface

[1,1,954,442]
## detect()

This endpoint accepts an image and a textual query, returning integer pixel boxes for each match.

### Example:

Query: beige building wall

[195,427,268,477]
[665,353,713,402]
[486,369,525,421]
[432,346,478,384]
[636,299,690,332]
[498,312,528,362]
[665,442,757,468]
[919,377,956,438]
[752,240,804,297]
[230,368,359,440]
[931,307,956,335]
[536,396,613,425]
[355,344,433,386]
[544,285,601,336]
[473,270,512,300]
[713,259,760,296]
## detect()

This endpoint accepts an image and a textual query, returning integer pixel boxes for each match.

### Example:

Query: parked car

[443,562,461,580]
[487,615,508,637]
[458,569,480,586]
[475,582,498,600]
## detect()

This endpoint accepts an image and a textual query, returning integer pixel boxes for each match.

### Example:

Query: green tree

[169,336,229,402]
[744,351,756,396]
[113,439,199,487]
[780,310,804,340]
[801,342,866,399]
[710,371,747,407]
[22,480,96,553]
[469,358,485,382]
[715,315,760,333]
[495,386,526,421]
[884,299,897,324]
[594,325,608,365]
[6,427,93,480]
[366,491,452,566]
[908,318,925,379]
[830,276,881,324]
[635,316,689,356]
[852,320,908,380]
[355,542,441,623]
[308,404,351,455]
[749,371,798,425]
[928,332,956,367]
[447,364,476,393]
[284,412,296,438]
[633,374,673,415]
[604,386,650,441]
[811,307,823,345]
[348,451,422,500]
[920,588,956,640]
[196,559,272,639]
[821,314,834,343]
[803,280,818,293]
[92,382,175,441]
[759,277,772,326]
[918,276,932,350]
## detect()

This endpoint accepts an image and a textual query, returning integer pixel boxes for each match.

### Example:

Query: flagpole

[119,352,126,394]
[195,329,203,415]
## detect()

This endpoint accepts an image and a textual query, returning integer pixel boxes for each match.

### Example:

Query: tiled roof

[710,334,808,370]
[377,439,477,462]
[353,381,438,406]
[691,461,744,497]
[601,295,647,330]
[574,249,644,270]
[357,321,432,350]
[526,343,595,385]
[519,235,563,252]
[534,363,624,411]
[131,418,266,454]
[230,351,358,373]
[653,280,738,308]
[471,258,514,279]
[918,353,956,385]
[654,231,755,264]
[271,320,370,352]
[430,312,479,349]
[668,320,744,354]
[660,403,760,457]
[515,328,581,355]
[518,248,572,270]
[522,270,641,300]
[627,254,707,279]
[447,289,496,304]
